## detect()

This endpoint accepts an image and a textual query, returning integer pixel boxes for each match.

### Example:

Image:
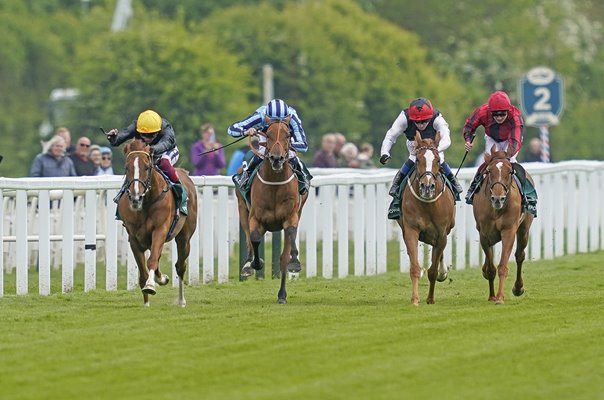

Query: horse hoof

[287,260,301,273]
[512,286,525,297]
[155,274,170,286]
[143,302,150,308]
[241,266,254,278]
[436,273,448,283]
[277,298,287,304]
[142,286,156,295]
[488,296,497,302]
[426,298,435,304]
[495,299,505,305]
[177,300,186,308]
[252,258,265,271]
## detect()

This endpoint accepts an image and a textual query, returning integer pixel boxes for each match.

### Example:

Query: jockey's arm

[227,112,263,138]
[433,114,451,153]
[109,121,137,147]
[289,112,308,152]
[380,110,408,157]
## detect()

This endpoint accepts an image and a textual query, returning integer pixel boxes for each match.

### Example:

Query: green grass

[1,252,603,400]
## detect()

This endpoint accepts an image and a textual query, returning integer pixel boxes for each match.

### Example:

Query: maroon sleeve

[463,104,486,143]
[509,107,524,154]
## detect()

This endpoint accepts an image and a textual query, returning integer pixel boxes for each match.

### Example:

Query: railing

[1,161,603,296]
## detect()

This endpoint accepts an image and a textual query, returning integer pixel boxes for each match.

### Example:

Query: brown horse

[399,132,456,305]
[472,145,533,304]
[236,116,308,304]
[119,140,198,307]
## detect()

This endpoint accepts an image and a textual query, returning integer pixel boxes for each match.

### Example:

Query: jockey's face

[491,111,508,124]
[415,119,430,131]
[141,132,158,143]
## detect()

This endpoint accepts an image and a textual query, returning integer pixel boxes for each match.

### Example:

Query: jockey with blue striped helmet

[227,98,311,193]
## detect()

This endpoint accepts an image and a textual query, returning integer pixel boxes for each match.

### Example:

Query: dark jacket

[109,118,176,155]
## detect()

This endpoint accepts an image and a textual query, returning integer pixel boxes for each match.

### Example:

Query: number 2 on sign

[534,87,552,111]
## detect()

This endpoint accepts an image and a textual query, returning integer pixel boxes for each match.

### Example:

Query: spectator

[333,132,347,167]
[89,145,102,171]
[312,133,337,168]
[357,142,375,169]
[190,123,226,176]
[339,142,361,168]
[98,146,114,175]
[523,137,543,162]
[30,135,76,177]
[55,127,75,155]
[70,136,97,176]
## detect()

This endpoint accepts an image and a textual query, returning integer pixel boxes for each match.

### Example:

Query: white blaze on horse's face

[423,151,435,177]
[133,156,141,197]
[419,150,437,199]
[496,161,504,180]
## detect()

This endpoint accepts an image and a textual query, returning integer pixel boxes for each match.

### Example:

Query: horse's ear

[414,130,422,145]
[284,115,291,125]
[264,115,272,125]
[123,142,131,155]
[490,144,497,155]
[434,131,441,146]
[505,142,514,158]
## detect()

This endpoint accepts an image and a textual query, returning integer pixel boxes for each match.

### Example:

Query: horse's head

[414,131,441,200]
[264,115,291,171]
[123,140,154,211]
[483,144,514,210]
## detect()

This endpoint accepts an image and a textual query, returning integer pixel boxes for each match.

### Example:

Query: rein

[406,145,446,203]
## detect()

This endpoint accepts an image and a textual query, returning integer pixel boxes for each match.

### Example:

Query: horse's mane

[123,139,150,155]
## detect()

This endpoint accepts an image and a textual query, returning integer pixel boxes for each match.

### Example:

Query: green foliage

[71,17,256,170]
[200,0,470,165]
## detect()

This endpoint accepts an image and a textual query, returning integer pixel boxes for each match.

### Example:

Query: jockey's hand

[464,141,473,152]
[244,128,257,137]
[106,128,118,141]
[379,154,391,165]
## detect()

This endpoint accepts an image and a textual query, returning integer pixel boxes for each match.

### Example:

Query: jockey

[463,91,537,215]
[379,97,464,197]
[227,98,311,194]
[106,109,187,215]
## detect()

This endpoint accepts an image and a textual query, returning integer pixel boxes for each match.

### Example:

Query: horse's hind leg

[513,220,531,297]
[237,194,255,278]
[480,236,497,301]
[426,238,447,304]
[249,219,266,272]
[285,225,301,274]
[174,232,191,308]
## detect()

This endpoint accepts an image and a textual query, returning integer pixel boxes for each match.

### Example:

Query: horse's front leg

[237,195,255,278]
[249,218,266,272]
[480,235,496,301]
[495,228,516,304]
[426,237,447,304]
[142,231,167,296]
[402,227,421,306]
[174,232,191,308]
[130,241,150,307]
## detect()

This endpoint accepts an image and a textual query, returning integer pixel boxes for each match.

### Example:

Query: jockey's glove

[379,154,391,165]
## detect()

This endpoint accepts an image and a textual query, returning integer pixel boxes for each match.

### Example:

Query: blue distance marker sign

[519,66,564,127]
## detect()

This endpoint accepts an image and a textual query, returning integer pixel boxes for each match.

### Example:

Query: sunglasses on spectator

[102,156,111,160]
[491,111,508,117]
[79,143,91,147]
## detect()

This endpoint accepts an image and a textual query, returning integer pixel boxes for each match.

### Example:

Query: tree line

[0,0,602,177]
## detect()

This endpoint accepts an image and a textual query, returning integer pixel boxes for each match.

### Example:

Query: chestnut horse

[398,132,456,305]
[119,140,198,307]
[236,116,308,304]
[472,145,533,304]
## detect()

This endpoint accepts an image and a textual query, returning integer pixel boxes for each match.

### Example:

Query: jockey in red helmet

[463,91,537,215]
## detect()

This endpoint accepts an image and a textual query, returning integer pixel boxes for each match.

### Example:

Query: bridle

[484,157,514,203]
[254,120,296,186]
[407,144,446,203]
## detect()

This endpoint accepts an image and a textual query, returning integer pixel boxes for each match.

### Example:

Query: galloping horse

[236,116,308,304]
[119,140,198,307]
[398,132,456,305]
[472,145,533,304]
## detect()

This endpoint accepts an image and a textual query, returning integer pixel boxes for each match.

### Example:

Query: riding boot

[465,173,481,205]
[234,154,262,189]
[440,161,463,195]
[289,157,312,195]
[512,162,538,217]
[158,158,188,215]
[389,159,414,197]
